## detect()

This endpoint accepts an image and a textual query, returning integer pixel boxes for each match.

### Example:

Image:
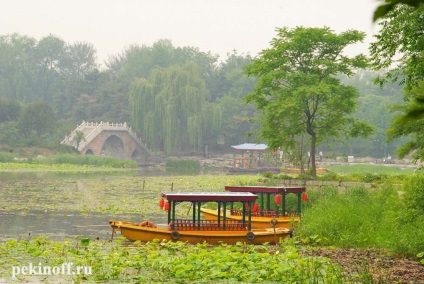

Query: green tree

[130,62,221,154]
[245,27,373,177]
[373,0,424,21]
[72,130,86,149]
[18,101,56,144]
[0,34,36,101]
[33,34,66,101]
[370,5,424,162]
[0,98,21,122]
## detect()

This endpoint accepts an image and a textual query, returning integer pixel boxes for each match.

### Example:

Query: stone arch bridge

[61,121,155,165]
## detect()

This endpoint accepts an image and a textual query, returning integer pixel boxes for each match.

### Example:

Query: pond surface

[0,210,141,241]
[0,169,199,241]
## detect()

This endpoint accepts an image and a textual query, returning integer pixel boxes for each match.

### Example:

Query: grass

[298,179,424,256]
[325,163,417,174]
[0,153,138,170]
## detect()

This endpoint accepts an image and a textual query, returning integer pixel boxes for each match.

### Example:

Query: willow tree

[130,62,221,154]
[245,27,373,178]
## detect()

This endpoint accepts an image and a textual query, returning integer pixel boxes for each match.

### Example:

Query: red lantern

[252,203,259,212]
[159,198,165,208]
[302,193,308,202]
[275,194,281,205]
[164,202,170,211]
[245,202,249,210]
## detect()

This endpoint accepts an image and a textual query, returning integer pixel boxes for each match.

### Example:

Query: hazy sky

[1,0,380,63]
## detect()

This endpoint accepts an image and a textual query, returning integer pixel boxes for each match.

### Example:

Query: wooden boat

[201,186,306,229]
[109,192,291,244]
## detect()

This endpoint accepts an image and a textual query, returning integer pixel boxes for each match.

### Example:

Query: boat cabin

[224,186,306,218]
[162,192,257,231]
[229,143,281,173]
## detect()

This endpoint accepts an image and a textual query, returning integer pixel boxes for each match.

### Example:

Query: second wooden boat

[201,186,307,229]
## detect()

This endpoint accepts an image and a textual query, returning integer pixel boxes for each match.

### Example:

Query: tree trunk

[310,134,317,178]
[306,120,317,179]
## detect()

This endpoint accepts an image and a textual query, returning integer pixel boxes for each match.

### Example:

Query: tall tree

[245,27,373,177]
[370,5,424,162]
[0,34,36,102]
[32,34,66,101]
[130,62,221,154]
[18,101,56,144]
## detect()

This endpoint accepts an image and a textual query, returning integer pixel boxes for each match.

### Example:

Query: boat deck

[230,209,298,217]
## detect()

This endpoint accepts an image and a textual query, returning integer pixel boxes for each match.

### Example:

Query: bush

[0,151,15,163]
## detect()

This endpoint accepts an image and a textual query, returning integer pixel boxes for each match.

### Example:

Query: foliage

[0,237,350,283]
[0,151,15,162]
[298,183,424,256]
[130,62,221,154]
[39,154,138,168]
[0,154,138,169]
[18,101,57,140]
[0,121,23,146]
[326,164,415,174]
[400,174,424,221]
[0,170,423,281]
[333,70,406,158]
[245,27,373,178]
[0,32,407,158]
[0,98,21,122]
[373,0,424,21]
[370,5,424,162]
[386,82,424,161]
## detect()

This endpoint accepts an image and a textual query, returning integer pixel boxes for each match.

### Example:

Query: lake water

[0,168,204,241]
[0,210,138,241]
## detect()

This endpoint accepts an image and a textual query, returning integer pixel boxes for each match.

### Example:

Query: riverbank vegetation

[0,152,138,170]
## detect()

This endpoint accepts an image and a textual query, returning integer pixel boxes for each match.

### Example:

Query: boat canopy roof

[225,186,306,194]
[231,143,268,151]
[161,192,257,202]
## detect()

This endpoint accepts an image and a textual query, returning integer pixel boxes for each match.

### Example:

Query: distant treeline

[0,34,404,157]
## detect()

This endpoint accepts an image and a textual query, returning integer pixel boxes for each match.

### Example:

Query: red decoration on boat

[302,193,308,202]
[275,194,281,205]
[245,202,249,210]
[159,198,165,208]
[252,203,259,212]
[164,202,170,211]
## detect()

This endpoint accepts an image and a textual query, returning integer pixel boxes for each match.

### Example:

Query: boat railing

[230,209,299,217]
[172,219,246,231]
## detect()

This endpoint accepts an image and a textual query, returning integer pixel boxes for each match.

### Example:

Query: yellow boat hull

[200,208,299,229]
[109,220,290,245]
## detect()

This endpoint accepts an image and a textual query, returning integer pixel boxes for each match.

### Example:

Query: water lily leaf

[81,238,90,246]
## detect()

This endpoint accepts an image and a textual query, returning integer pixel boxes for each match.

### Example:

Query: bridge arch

[101,135,124,159]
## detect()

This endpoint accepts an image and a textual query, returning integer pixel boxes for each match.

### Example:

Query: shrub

[0,151,15,163]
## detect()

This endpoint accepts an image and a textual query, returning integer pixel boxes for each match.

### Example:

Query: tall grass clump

[299,176,424,257]
[389,174,424,256]
[38,154,138,168]
[298,185,400,249]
